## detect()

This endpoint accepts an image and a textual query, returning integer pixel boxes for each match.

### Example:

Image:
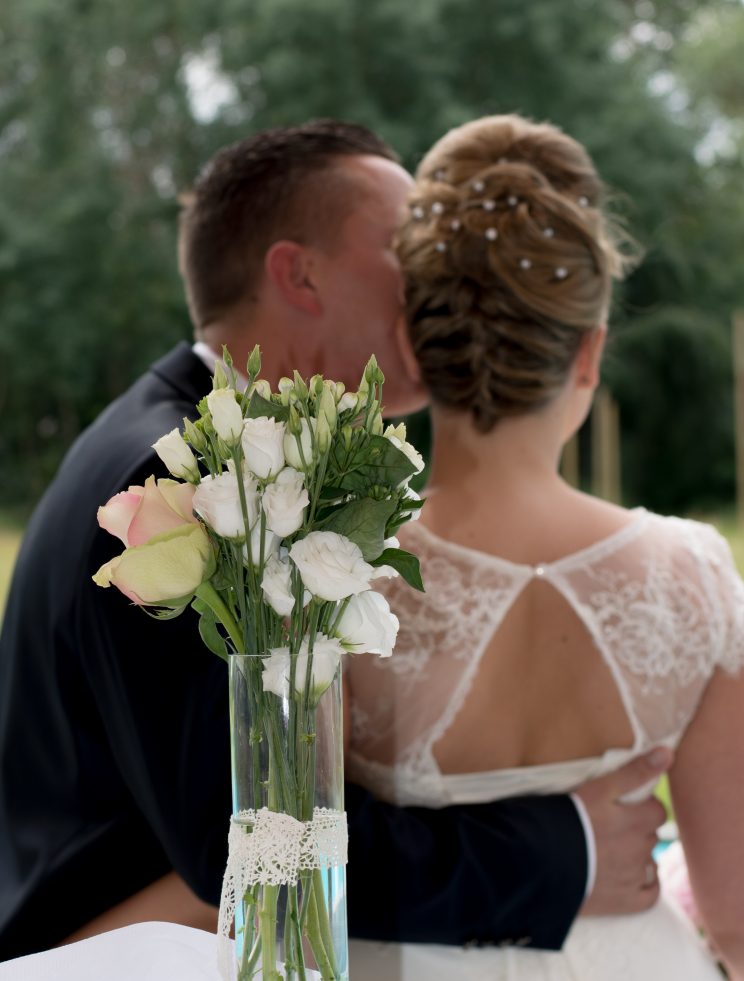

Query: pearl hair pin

[519,258,532,269]
[578,196,589,207]
[450,219,462,231]
[482,200,496,211]
[431,202,445,215]
[507,195,519,207]
[472,179,485,193]
[543,227,555,238]
[435,242,447,253]
[555,266,569,279]
[485,228,498,241]
[412,205,425,220]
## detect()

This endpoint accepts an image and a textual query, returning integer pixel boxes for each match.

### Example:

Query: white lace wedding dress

[346,509,743,980]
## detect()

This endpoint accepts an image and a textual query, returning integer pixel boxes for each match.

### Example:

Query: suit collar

[149,342,214,405]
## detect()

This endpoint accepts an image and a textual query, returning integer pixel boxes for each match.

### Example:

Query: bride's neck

[426,403,568,502]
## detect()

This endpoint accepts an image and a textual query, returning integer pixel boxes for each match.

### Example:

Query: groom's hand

[575,747,672,916]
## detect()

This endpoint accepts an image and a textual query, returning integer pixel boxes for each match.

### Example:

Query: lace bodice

[346,510,744,807]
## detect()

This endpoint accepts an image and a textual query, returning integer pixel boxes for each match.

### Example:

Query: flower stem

[305,879,337,980]
[311,869,339,978]
[260,884,281,981]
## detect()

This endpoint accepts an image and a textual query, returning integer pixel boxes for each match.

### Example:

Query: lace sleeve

[692,523,744,675]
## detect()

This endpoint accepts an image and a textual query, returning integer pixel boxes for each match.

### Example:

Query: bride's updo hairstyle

[397,115,633,431]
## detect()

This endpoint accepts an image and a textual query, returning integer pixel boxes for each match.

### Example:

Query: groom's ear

[264,241,323,316]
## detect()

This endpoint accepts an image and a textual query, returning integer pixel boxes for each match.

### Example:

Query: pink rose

[97,477,197,547]
[94,476,212,606]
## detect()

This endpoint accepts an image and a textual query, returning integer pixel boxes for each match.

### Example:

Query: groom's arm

[346,750,670,950]
[346,784,584,950]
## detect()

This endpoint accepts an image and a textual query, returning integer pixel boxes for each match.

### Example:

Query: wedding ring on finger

[642,861,657,889]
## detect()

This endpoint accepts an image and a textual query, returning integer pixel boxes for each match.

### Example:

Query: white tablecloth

[0,922,226,980]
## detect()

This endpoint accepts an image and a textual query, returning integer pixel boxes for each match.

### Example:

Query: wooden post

[591,387,621,503]
[733,313,744,526]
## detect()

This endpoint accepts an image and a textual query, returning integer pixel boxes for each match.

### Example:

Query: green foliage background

[2,0,744,513]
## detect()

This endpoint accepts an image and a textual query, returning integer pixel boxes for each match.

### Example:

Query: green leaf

[333,435,417,493]
[386,497,426,537]
[322,497,397,560]
[192,599,229,661]
[245,391,289,422]
[141,603,189,621]
[371,547,425,592]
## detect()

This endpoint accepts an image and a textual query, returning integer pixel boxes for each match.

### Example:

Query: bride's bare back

[422,485,637,772]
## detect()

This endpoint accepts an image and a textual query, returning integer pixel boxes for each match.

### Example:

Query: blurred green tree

[0,0,742,512]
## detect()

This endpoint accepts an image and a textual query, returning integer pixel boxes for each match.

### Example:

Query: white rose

[283,418,315,471]
[337,591,399,657]
[193,470,258,539]
[243,515,280,566]
[152,429,199,481]
[241,416,286,479]
[290,531,373,601]
[262,634,344,701]
[263,467,309,537]
[384,424,425,477]
[261,553,310,616]
[207,388,244,443]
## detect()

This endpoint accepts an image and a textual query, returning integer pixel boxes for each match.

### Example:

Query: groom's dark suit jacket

[0,344,588,960]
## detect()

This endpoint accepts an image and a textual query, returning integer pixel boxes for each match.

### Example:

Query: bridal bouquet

[93,347,424,981]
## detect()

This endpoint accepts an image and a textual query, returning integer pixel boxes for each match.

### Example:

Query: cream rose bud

[241,416,286,479]
[318,384,337,430]
[283,418,315,471]
[192,470,258,539]
[249,379,272,401]
[262,634,345,701]
[207,388,244,443]
[152,429,199,481]
[290,531,373,601]
[337,391,358,414]
[261,554,310,616]
[384,424,425,477]
[337,591,399,657]
[263,467,309,538]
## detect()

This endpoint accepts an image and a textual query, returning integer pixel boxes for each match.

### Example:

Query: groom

[0,120,668,960]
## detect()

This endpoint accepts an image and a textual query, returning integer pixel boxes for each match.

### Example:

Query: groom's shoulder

[67,343,210,478]
[33,342,210,518]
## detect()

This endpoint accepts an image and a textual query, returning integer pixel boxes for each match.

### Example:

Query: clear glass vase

[222,653,348,981]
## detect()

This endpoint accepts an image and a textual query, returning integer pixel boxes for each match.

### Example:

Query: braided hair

[397,115,635,432]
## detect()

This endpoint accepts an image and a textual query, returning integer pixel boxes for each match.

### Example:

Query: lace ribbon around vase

[217,806,348,979]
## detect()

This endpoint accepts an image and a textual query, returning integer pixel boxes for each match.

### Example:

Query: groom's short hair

[179,120,398,332]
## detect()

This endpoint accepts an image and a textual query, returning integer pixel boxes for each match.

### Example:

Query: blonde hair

[397,114,635,431]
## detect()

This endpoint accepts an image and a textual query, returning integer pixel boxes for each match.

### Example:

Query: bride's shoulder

[641,509,735,564]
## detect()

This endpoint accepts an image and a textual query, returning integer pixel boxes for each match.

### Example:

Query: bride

[346,115,744,979]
